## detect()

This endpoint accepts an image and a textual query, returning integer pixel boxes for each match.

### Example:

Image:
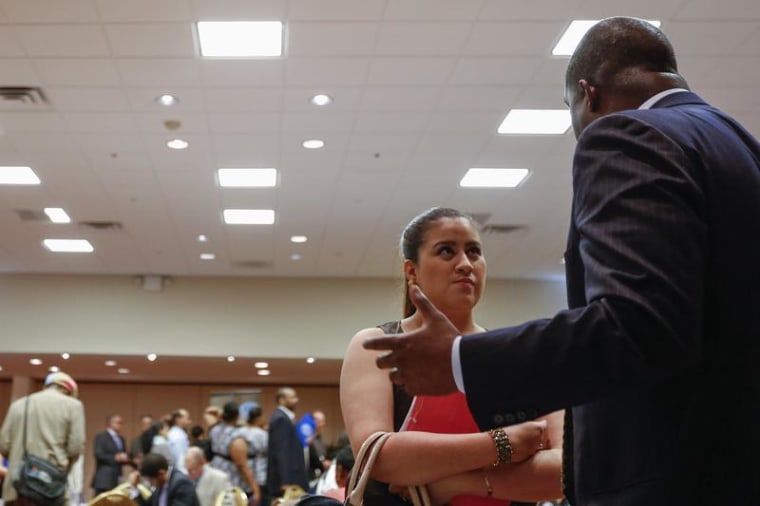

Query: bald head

[564,17,689,137]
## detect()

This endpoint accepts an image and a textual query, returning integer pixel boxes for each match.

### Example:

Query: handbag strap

[345,431,391,506]
[22,395,30,456]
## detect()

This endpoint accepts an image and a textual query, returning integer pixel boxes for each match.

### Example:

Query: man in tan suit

[0,372,86,505]
[185,447,230,506]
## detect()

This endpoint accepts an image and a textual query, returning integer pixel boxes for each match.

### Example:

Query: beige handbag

[345,431,431,506]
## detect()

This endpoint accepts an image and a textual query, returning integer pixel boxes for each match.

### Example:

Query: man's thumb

[410,284,436,318]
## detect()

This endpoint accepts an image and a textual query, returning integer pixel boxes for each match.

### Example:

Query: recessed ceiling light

[43,239,94,253]
[257,369,271,376]
[29,358,42,366]
[310,94,332,106]
[197,21,283,57]
[460,168,530,188]
[0,166,41,185]
[200,253,216,260]
[290,253,302,261]
[497,109,571,135]
[227,356,236,362]
[302,139,325,150]
[61,353,70,360]
[254,361,269,369]
[553,19,662,56]
[217,168,277,188]
[156,94,178,106]
[105,360,117,367]
[306,357,316,364]
[223,209,275,225]
[167,139,189,150]
[290,235,307,243]
[147,353,157,362]
[44,207,72,224]
[117,368,130,374]
[48,365,60,372]
[197,234,209,243]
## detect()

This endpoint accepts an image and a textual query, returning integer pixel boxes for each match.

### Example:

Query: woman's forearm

[427,449,563,504]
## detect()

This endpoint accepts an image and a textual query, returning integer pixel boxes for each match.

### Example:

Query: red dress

[401,392,510,506]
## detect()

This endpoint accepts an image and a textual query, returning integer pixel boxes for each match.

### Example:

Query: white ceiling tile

[0,59,41,85]
[63,112,138,133]
[348,134,420,153]
[287,22,378,56]
[76,134,147,154]
[580,0,687,18]
[353,110,429,134]
[84,151,154,172]
[45,87,130,111]
[512,86,568,109]
[117,59,202,86]
[0,27,25,57]
[211,135,280,156]
[0,0,100,23]
[367,57,456,85]
[479,0,585,20]
[191,0,288,19]
[285,58,370,86]
[675,0,760,18]
[665,21,759,56]
[375,22,472,56]
[734,27,760,56]
[343,151,410,174]
[208,112,281,134]
[464,22,567,56]
[287,0,387,21]
[95,0,193,22]
[104,23,196,57]
[360,87,440,111]
[530,58,570,88]
[16,25,110,57]
[450,57,543,86]
[281,111,354,133]
[34,59,121,86]
[200,60,284,86]
[205,88,283,111]
[9,134,80,153]
[384,0,485,21]
[427,111,502,134]
[0,112,68,133]
[415,134,489,155]
[438,86,522,111]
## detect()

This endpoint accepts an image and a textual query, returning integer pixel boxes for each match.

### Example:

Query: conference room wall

[0,274,567,358]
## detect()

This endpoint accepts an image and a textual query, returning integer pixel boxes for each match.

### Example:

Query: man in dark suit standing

[365,16,760,506]
[92,414,129,495]
[267,387,308,500]
[128,453,199,506]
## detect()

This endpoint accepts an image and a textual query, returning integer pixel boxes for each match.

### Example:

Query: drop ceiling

[0,0,758,281]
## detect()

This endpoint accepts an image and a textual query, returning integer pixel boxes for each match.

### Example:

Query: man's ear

[579,79,600,112]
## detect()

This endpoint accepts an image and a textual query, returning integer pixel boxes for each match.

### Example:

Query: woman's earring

[407,277,417,287]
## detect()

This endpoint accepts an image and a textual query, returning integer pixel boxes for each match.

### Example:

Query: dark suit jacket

[137,468,200,506]
[266,408,308,495]
[92,430,126,491]
[460,92,760,505]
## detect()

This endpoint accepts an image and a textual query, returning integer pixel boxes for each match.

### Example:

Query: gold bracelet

[483,469,494,497]
[487,428,513,467]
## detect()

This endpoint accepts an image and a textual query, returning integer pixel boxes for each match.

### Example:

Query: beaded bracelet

[487,428,513,467]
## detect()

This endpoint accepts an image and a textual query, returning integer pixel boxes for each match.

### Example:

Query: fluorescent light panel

[223,209,275,225]
[553,19,661,56]
[42,239,94,253]
[460,168,529,188]
[498,109,571,135]
[217,168,277,188]
[0,166,40,185]
[44,207,71,224]
[197,21,283,57]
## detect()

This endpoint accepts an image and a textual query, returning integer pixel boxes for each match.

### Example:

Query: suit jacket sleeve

[461,114,707,429]
[170,477,201,506]
[94,433,117,465]
[269,412,292,485]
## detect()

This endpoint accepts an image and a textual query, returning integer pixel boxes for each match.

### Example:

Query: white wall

[0,274,567,358]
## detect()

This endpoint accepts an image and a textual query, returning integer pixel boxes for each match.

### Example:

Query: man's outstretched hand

[363,285,461,396]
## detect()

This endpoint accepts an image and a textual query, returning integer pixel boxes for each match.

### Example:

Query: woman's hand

[504,419,548,463]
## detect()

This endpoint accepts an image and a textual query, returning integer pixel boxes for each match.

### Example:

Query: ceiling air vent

[481,224,526,235]
[0,87,49,110]
[14,209,48,221]
[232,260,272,269]
[79,221,123,231]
